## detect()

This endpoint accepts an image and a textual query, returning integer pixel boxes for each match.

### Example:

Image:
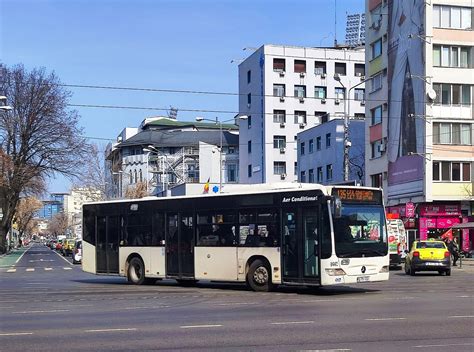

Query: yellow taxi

[61,239,76,256]
[405,240,451,276]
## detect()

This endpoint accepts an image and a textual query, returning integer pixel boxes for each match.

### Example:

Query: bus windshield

[333,204,387,258]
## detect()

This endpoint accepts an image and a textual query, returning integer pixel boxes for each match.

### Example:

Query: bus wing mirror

[331,197,342,218]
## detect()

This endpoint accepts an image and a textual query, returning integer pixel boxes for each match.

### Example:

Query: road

[1,243,473,352]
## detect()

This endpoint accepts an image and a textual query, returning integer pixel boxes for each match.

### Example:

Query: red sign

[419,204,461,216]
[406,202,415,218]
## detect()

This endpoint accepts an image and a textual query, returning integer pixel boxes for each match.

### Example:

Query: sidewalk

[0,247,28,268]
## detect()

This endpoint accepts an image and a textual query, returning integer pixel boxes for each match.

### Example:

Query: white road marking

[271,321,314,325]
[180,324,223,329]
[448,315,474,318]
[12,309,70,314]
[0,332,34,336]
[124,306,170,310]
[54,250,73,265]
[217,302,256,306]
[365,317,406,321]
[84,328,137,333]
[25,268,35,272]
[302,299,341,303]
[414,343,474,348]
[456,295,471,298]
[63,267,72,270]
[45,268,53,271]
[299,349,351,352]
[15,247,29,263]
[6,269,16,273]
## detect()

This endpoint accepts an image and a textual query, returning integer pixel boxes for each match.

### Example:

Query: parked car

[72,240,82,264]
[61,239,75,256]
[48,240,57,249]
[405,240,451,276]
[55,240,63,251]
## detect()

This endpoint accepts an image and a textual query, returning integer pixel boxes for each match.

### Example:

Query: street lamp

[334,74,367,182]
[195,115,248,193]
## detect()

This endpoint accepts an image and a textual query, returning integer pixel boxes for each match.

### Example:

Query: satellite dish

[427,88,437,101]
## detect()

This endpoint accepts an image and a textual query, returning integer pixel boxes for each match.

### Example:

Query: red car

[55,241,63,251]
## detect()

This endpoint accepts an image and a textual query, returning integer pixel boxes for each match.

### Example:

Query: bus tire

[247,259,274,292]
[127,257,146,285]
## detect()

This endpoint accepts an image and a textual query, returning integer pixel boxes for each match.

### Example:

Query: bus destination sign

[334,188,381,203]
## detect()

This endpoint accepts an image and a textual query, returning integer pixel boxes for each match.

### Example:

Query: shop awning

[452,222,474,229]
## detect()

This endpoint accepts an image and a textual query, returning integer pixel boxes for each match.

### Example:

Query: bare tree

[73,143,107,201]
[13,197,43,239]
[0,64,89,253]
[125,181,148,199]
[47,212,69,237]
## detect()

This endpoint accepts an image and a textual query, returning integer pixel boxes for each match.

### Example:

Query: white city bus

[82,184,389,291]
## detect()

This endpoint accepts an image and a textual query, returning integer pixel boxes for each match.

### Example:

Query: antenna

[334,0,338,47]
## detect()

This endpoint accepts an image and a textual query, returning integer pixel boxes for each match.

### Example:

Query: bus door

[166,213,195,278]
[96,216,120,274]
[282,207,320,283]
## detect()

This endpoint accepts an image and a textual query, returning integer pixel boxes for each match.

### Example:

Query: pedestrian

[446,238,459,266]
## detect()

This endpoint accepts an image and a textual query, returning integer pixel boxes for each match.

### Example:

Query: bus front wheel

[127,257,145,285]
[247,259,274,292]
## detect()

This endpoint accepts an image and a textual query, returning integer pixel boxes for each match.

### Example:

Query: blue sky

[1,0,363,192]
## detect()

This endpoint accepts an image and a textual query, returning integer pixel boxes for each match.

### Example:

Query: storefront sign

[419,204,461,216]
[436,217,460,228]
[406,202,415,218]
[462,218,470,252]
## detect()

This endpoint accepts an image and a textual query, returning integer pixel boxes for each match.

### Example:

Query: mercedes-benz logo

[361,266,366,274]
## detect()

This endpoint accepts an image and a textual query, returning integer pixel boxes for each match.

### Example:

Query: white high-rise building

[238,45,366,184]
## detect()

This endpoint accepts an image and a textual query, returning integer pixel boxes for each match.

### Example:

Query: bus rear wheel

[127,257,145,285]
[247,259,274,292]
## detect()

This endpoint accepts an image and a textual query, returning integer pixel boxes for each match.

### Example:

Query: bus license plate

[357,276,370,283]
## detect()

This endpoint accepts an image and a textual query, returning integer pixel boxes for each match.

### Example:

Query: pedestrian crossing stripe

[45,268,53,271]
[26,268,35,272]
[4,267,74,272]
[7,268,16,273]
[63,267,72,270]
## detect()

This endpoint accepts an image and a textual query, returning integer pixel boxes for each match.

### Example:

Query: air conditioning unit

[378,143,386,153]
[383,102,388,110]
[280,147,286,154]
[280,96,285,102]
[360,75,365,81]
[299,97,305,103]
[371,20,381,30]
[299,123,306,128]
[321,98,326,104]
[335,99,340,104]
[360,100,366,106]
[355,72,362,77]
[280,122,285,128]
[280,173,287,179]
[321,73,326,78]
[279,71,285,77]
[300,72,306,77]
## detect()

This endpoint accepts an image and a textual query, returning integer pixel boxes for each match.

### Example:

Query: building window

[314,86,327,99]
[134,169,138,184]
[227,164,237,182]
[371,140,384,158]
[354,63,365,77]
[273,135,286,149]
[371,73,382,92]
[247,93,251,105]
[316,136,321,150]
[273,110,286,123]
[335,87,345,100]
[317,167,323,182]
[433,123,472,145]
[248,140,252,153]
[273,58,285,72]
[354,88,365,101]
[273,84,285,97]
[294,111,307,124]
[248,164,252,178]
[248,115,252,129]
[139,169,143,183]
[309,139,314,153]
[371,105,382,125]
[300,170,306,183]
[308,169,314,183]
[433,45,471,68]
[247,70,251,84]
[294,162,298,176]
[371,38,382,59]
[314,61,327,75]
[433,161,471,182]
[371,173,382,188]
[300,142,305,155]
[294,60,306,73]
[294,85,306,98]
[325,133,331,148]
[433,5,472,30]
[326,164,333,181]
[274,161,286,175]
[315,111,328,124]
[433,83,471,105]
[129,171,133,184]
[335,62,346,76]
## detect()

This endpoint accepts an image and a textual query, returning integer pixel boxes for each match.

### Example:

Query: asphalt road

[1,243,473,352]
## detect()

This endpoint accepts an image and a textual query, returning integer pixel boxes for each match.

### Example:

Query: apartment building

[238,45,366,184]
[365,0,473,250]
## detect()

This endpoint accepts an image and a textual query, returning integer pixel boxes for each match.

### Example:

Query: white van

[387,217,408,268]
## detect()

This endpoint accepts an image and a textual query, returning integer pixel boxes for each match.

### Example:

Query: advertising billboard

[387,0,426,198]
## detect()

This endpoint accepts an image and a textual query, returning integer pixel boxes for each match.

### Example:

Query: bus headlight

[325,268,346,276]
[379,266,389,273]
